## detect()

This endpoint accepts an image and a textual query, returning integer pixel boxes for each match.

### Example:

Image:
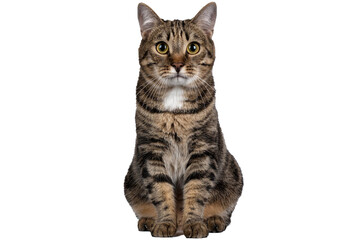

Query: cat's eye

[156,42,169,54]
[187,42,200,55]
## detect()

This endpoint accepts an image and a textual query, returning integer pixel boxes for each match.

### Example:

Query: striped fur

[124,2,243,238]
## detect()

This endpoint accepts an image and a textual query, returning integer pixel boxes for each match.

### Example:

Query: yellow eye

[156,42,169,54]
[187,42,200,55]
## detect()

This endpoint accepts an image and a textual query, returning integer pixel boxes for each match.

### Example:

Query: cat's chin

[162,75,194,87]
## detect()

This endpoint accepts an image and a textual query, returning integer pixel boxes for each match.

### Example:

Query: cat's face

[138,3,216,88]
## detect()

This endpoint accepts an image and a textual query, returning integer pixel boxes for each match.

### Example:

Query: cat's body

[124,3,243,238]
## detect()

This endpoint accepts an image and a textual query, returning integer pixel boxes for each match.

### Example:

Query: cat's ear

[191,2,217,38]
[138,3,163,39]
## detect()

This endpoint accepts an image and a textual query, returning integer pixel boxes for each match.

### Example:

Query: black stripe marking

[142,167,150,178]
[207,49,213,58]
[139,50,149,61]
[185,32,189,41]
[188,211,200,217]
[152,200,163,206]
[137,98,163,113]
[146,62,156,67]
[135,119,153,130]
[146,183,154,193]
[215,180,227,191]
[137,136,167,146]
[184,171,206,184]
[173,132,181,142]
[186,150,217,169]
[153,174,173,184]
[196,199,204,206]
[138,152,163,167]
[208,172,215,181]
[148,161,165,168]
[186,153,207,169]
[199,63,212,66]
[209,162,217,170]
[140,152,162,161]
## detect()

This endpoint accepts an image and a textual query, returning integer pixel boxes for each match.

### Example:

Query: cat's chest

[156,114,192,185]
[163,139,189,185]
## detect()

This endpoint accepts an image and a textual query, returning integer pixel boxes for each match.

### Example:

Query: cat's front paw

[151,221,176,237]
[205,215,227,233]
[183,220,208,238]
[138,217,155,231]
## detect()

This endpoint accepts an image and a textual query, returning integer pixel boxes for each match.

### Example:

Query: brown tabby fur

[124,2,243,238]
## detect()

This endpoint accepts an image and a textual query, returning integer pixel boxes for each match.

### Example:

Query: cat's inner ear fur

[191,2,217,38]
[138,3,163,39]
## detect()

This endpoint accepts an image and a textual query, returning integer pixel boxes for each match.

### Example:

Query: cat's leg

[203,155,243,233]
[125,157,177,237]
[139,151,177,237]
[181,152,218,238]
[124,165,156,232]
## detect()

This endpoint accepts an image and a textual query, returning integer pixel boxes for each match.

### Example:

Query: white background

[1,0,339,239]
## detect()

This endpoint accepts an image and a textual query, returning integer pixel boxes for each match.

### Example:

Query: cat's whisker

[196,75,215,92]
[193,78,206,109]
[144,76,165,103]
[138,77,162,109]
[194,75,215,100]
[148,81,159,101]
[136,79,153,97]
[145,80,158,96]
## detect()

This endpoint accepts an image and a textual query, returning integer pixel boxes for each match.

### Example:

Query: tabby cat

[124,2,243,238]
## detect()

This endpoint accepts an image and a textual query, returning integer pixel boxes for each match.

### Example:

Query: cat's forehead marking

[155,21,205,44]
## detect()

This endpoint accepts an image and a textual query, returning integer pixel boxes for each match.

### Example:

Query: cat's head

[138,2,216,88]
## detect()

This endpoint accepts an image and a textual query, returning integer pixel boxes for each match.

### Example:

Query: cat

[124,2,243,238]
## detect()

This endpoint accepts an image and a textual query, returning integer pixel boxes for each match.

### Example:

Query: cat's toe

[138,217,155,231]
[183,220,208,238]
[151,221,176,237]
[205,215,228,233]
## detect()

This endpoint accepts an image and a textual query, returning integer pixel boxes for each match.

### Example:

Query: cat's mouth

[170,74,187,80]
[164,74,190,86]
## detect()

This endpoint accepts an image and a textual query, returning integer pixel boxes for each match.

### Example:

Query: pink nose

[171,62,184,73]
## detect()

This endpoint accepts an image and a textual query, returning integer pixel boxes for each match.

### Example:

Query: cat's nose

[171,62,184,73]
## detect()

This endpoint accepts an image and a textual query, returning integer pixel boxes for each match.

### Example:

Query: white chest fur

[163,87,185,111]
